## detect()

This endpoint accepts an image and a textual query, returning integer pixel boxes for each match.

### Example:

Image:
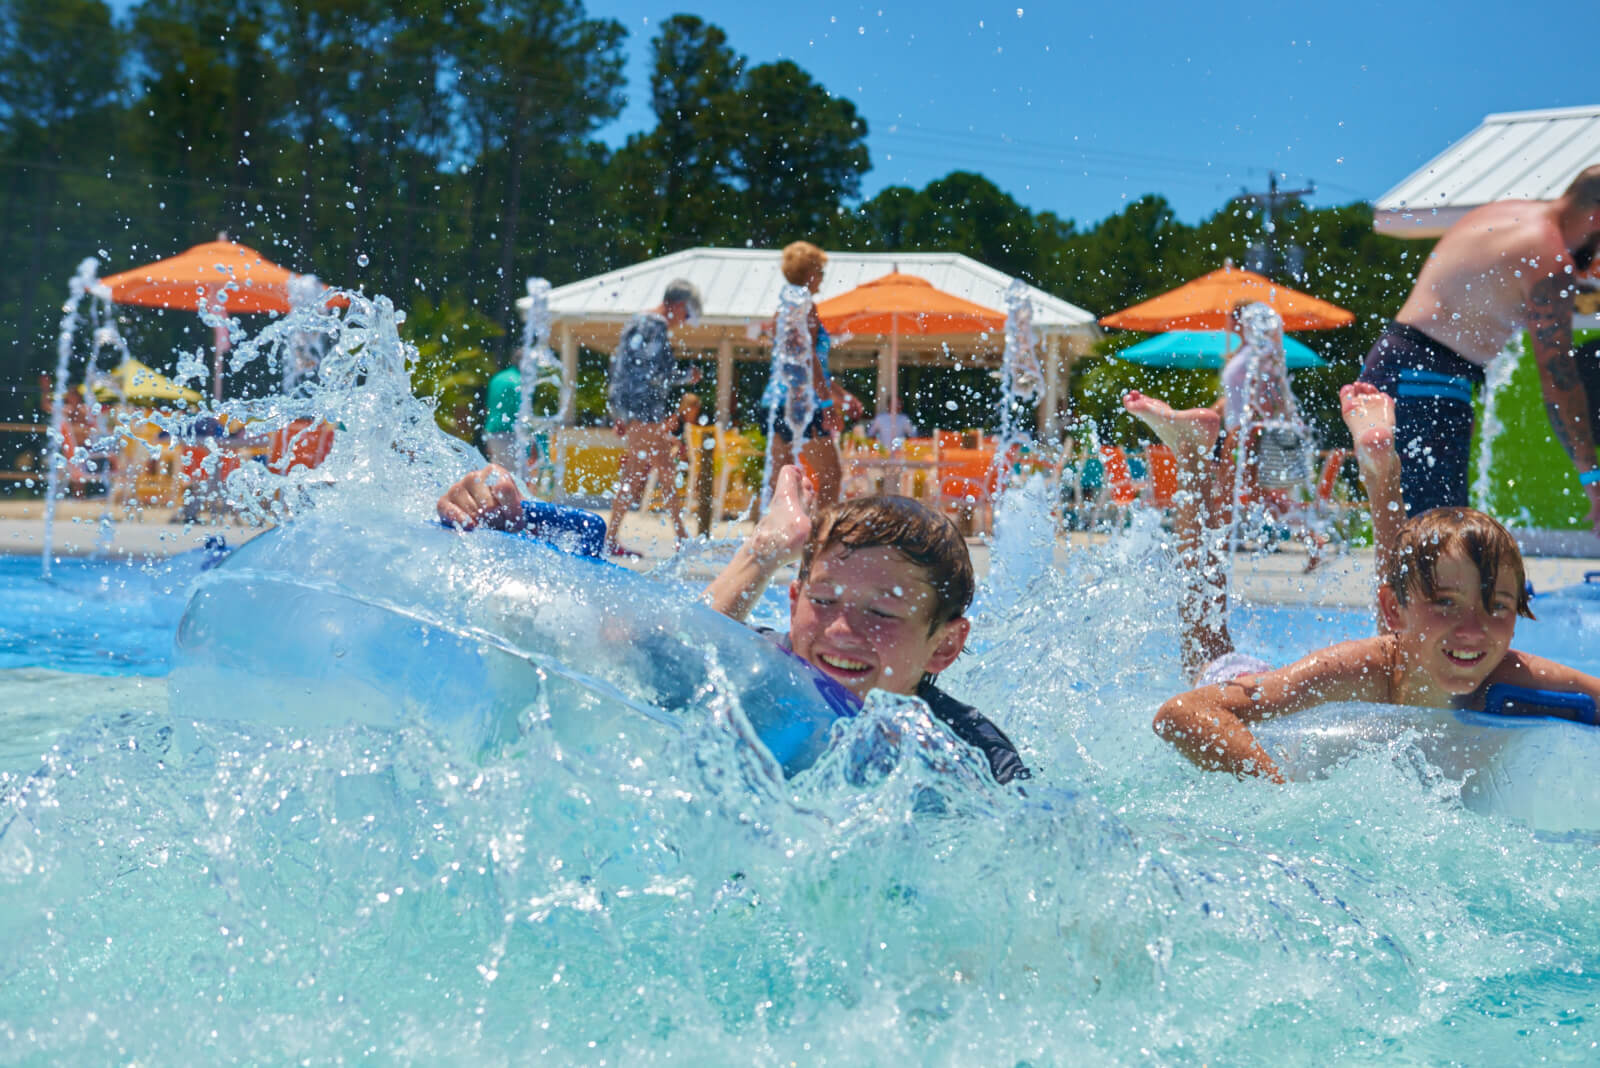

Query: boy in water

[1122,383,1600,782]
[703,465,1027,784]
[436,464,1028,784]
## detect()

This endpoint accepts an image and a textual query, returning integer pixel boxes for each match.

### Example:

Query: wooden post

[1040,332,1062,441]
[716,336,734,430]
[559,323,578,426]
[693,426,714,537]
[875,346,892,417]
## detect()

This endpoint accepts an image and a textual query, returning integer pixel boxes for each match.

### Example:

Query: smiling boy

[437,462,1028,784]
[1123,383,1600,782]
[703,465,1029,784]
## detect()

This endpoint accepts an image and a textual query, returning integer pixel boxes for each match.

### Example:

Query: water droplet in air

[357,254,370,267]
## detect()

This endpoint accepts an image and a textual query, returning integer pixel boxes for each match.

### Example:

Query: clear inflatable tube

[169,514,859,775]
[1253,701,1600,837]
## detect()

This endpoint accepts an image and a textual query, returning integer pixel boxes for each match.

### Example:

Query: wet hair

[798,495,974,632]
[1383,507,1534,620]
[781,241,827,286]
[1563,163,1600,208]
[661,279,702,321]
[1574,233,1598,273]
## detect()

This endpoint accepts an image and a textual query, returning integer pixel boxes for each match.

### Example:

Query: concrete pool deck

[5,496,1598,606]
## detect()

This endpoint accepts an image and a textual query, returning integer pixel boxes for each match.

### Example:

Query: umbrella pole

[212,322,228,402]
[889,317,900,420]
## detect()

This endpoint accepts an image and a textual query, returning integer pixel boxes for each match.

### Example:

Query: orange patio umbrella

[1099,264,1354,332]
[817,271,1006,418]
[99,238,335,399]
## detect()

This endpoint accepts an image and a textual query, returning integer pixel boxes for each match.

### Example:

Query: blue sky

[586,0,1590,224]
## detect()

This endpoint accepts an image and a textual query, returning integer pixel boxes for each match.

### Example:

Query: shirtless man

[1358,163,1600,527]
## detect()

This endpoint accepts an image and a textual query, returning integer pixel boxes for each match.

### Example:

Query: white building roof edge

[1374,104,1600,237]
[519,248,1098,334]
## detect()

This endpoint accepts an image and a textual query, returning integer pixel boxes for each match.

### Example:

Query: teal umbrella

[1113,330,1325,370]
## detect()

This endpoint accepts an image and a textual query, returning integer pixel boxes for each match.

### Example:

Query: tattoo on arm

[1528,278,1592,465]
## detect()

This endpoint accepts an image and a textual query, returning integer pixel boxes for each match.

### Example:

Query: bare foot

[1122,391,1221,459]
[1339,383,1399,482]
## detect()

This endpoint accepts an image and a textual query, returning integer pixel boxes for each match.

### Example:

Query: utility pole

[1238,173,1315,281]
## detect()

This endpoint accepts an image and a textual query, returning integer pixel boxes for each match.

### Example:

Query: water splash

[13,283,1600,1062]
[989,279,1045,508]
[283,273,328,395]
[760,283,817,507]
[516,277,569,495]
[40,258,129,578]
[1470,333,1524,516]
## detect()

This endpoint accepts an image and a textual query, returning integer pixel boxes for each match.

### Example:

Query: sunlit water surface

[5,518,1600,1064]
[8,290,1600,1063]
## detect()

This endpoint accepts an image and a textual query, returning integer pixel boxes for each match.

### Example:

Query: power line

[879,124,1262,178]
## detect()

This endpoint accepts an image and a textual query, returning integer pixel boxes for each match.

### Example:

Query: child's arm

[702,465,815,621]
[1154,638,1394,782]
[1482,650,1600,705]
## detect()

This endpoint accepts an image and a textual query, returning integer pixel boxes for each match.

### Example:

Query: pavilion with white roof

[1373,104,1600,238]
[519,247,1100,433]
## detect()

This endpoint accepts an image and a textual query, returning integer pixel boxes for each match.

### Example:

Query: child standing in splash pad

[1123,384,1600,782]
[1217,301,1328,570]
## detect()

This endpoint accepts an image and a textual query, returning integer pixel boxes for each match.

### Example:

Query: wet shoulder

[916,679,1030,785]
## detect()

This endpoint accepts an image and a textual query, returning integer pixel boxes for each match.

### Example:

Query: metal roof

[1374,104,1600,237]
[518,247,1098,335]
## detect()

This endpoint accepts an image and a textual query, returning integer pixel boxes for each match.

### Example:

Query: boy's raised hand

[437,464,525,531]
[751,464,815,567]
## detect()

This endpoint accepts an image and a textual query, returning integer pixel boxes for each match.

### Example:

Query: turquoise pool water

[14,288,1600,1061]
[5,524,1600,1064]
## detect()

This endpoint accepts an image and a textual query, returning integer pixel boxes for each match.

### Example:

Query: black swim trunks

[1574,338,1600,430]
[770,406,829,445]
[1358,322,1486,516]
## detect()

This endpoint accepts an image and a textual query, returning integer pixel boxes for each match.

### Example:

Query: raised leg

[1123,391,1232,675]
[1339,382,1404,591]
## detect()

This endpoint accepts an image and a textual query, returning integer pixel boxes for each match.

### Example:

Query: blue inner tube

[170,510,858,775]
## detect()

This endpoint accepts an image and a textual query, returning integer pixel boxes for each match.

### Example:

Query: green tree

[717,59,869,246]
[604,21,869,255]
[840,171,1038,278]
[606,15,743,255]
[457,0,625,345]
[402,295,505,442]
[0,0,128,376]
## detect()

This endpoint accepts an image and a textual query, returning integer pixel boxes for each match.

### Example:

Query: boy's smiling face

[1380,547,1520,699]
[788,545,968,700]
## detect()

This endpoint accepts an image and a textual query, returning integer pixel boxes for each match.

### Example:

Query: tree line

[1,0,1431,446]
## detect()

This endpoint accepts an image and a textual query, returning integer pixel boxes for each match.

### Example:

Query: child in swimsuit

[1121,384,1600,782]
[703,465,1028,784]
[436,462,1028,784]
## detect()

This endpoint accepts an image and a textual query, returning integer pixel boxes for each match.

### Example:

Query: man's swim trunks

[1195,651,1274,688]
[1574,338,1600,430]
[1358,322,1486,516]
[770,406,830,445]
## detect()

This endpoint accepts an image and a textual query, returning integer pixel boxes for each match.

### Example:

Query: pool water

[5,517,1600,1064]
